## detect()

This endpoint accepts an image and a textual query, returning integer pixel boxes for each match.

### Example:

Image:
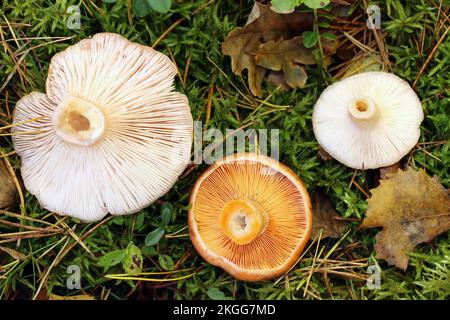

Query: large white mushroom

[12,33,193,222]
[312,72,424,169]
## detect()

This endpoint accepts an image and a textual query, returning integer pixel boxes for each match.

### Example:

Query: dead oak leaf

[255,36,316,89]
[310,189,348,240]
[222,3,313,97]
[361,167,450,271]
[0,159,17,208]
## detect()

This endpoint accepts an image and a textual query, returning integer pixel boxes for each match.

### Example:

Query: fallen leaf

[48,294,96,300]
[342,54,382,78]
[365,161,403,190]
[361,167,450,270]
[311,189,348,239]
[317,146,333,161]
[267,70,291,90]
[245,2,264,25]
[255,36,316,89]
[379,162,401,180]
[0,245,26,260]
[0,159,17,208]
[222,4,313,97]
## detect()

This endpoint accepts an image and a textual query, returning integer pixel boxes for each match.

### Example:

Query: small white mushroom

[12,33,193,222]
[312,72,424,170]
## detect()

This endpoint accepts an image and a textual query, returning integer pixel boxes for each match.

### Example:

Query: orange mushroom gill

[188,153,313,281]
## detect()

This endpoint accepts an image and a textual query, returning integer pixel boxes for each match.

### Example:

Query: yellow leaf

[361,167,450,270]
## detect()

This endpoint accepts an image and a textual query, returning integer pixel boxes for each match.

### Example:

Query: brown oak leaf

[0,159,17,208]
[222,3,313,97]
[255,36,316,89]
[361,167,450,270]
[311,189,348,240]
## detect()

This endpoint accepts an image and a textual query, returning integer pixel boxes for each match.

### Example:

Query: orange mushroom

[188,153,312,281]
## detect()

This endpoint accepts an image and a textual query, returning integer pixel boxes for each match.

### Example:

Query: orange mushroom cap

[188,153,313,281]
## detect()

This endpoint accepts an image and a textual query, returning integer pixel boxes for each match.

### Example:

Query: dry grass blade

[413,24,450,88]
[53,216,114,267]
[0,209,64,229]
[106,268,194,277]
[152,0,214,48]
[303,230,324,297]
[32,235,71,300]
[104,273,196,282]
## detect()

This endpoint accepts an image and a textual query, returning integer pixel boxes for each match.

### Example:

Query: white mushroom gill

[312,72,424,170]
[12,33,193,222]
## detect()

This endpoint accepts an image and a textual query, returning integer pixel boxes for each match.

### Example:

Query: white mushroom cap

[12,33,193,222]
[312,72,423,169]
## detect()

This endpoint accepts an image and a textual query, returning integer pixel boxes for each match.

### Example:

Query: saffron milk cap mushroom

[312,72,424,169]
[12,33,193,222]
[188,153,312,281]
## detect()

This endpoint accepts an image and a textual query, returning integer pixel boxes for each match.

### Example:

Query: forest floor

[0,0,448,299]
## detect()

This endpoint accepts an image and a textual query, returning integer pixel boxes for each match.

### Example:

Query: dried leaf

[222,4,313,97]
[361,168,450,270]
[245,2,264,25]
[267,70,291,90]
[317,146,333,161]
[343,54,382,78]
[311,189,348,239]
[0,245,26,260]
[0,159,17,208]
[48,294,96,300]
[255,36,316,89]
[379,162,401,180]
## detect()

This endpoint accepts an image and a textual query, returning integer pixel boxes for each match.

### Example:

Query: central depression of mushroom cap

[188,153,312,281]
[312,71,424,169]
[12,33,193,222]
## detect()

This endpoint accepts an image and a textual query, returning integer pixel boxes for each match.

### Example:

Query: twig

[413,24,450,88]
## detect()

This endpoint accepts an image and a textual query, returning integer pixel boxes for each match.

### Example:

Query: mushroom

[312,71,424,169]
[188,153,312,281]
[12,33,193,222]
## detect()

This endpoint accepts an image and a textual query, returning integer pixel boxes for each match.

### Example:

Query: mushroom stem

[220,199,268,245]
[53,96,106,146]
[348,98,378,122]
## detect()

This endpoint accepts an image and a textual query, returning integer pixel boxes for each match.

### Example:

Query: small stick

[413,24,450,88]
[152,0,214,49]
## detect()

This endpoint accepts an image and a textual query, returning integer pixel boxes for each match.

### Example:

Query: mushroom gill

[189,153,312,281]
[12,33,193,222]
